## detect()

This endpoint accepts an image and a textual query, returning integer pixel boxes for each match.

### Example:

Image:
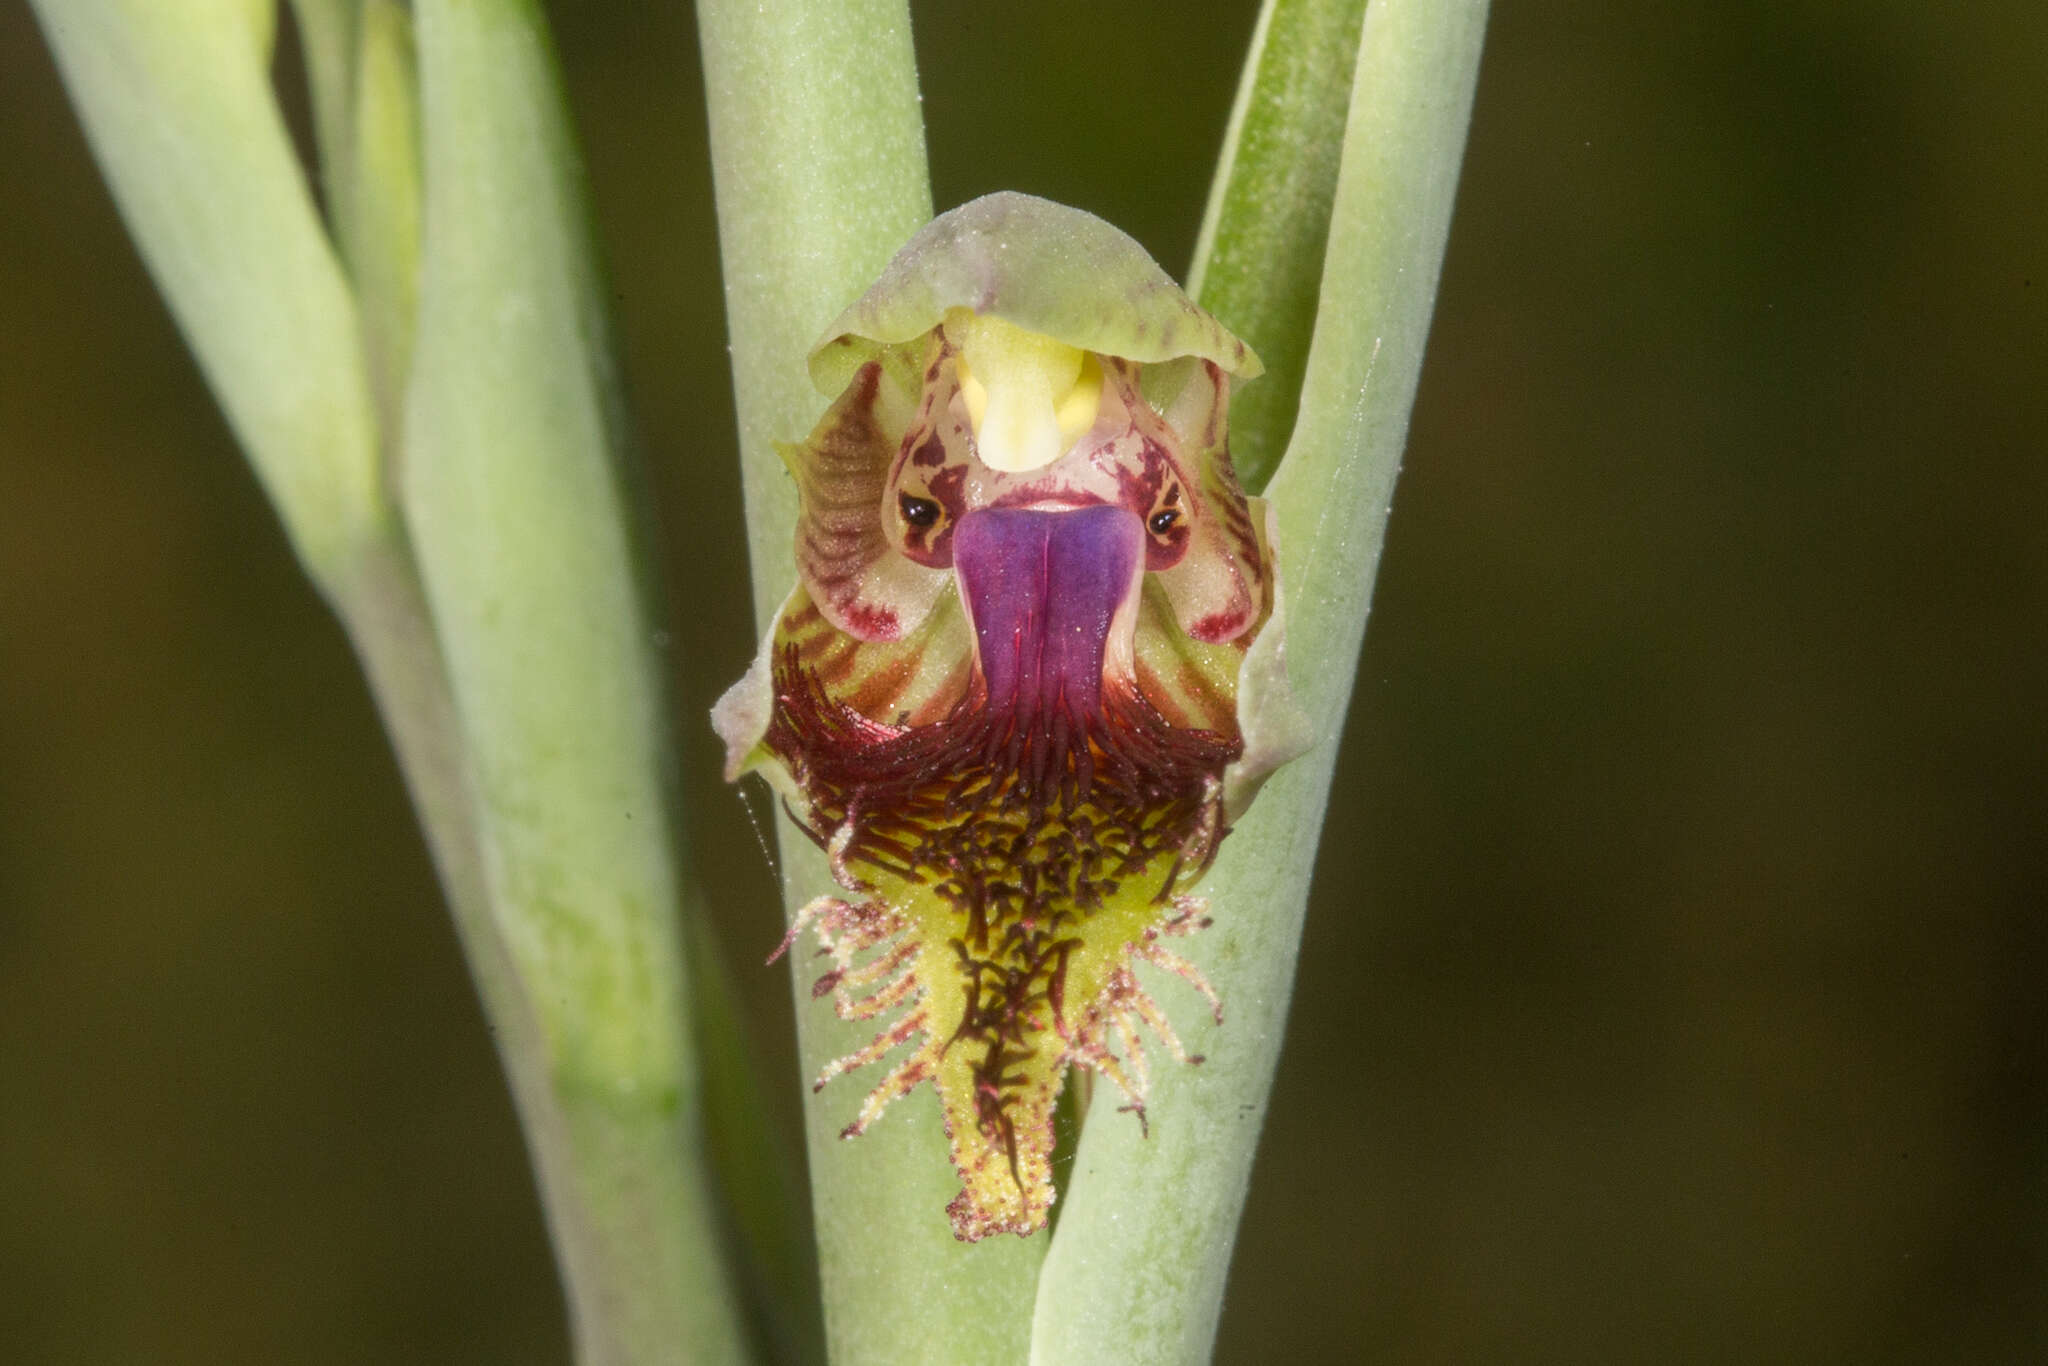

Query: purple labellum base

[953,505,1143,722]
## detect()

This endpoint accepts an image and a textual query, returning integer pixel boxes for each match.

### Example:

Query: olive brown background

[3,3,2044,1361]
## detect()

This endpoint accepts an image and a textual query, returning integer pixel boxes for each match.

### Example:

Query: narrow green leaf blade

[1029,4,1489,1363]
[285,0,359,231]
[402,3,749,1361]
[32,0,382,582]
[341,0,423,445]
[1188,0,1368,495]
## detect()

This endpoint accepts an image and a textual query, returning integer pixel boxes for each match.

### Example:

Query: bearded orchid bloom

[715,192,1311,1241]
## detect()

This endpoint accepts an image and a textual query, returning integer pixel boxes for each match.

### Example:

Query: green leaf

[285,0,359,232]
[32,0,382,582]
[1028,3,1490,1363]
[401,2,749,1361]
[340,0,423,447]
[1188,0,1369,494]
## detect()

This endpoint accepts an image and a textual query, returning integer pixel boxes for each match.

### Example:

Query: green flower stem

[1028,3,1489,1363]
[695,3,1048,1362]
[398,3,749,1362]
[695,0,931,630]
[327,539,546,1172]
[1186,0,1369,494]
[683,904,823,1366]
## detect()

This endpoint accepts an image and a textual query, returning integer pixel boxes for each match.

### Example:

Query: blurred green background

[4,2,2044,1361]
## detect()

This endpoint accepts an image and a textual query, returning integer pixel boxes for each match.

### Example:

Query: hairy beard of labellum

[770,643,1241,899]
[763,505,1243,1239]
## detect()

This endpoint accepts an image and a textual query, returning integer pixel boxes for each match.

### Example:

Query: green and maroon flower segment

[716,193,1309,1241]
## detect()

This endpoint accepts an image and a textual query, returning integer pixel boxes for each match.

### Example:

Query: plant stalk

[1028,3,1490,1362]
[399,3,751,1361]
[694,2,1051,1362]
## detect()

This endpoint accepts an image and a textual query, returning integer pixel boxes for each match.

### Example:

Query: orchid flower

[39,0,1487,1349]
[716,193,1310,1240]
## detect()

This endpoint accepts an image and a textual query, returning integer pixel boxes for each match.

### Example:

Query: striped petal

[787,358,948,641]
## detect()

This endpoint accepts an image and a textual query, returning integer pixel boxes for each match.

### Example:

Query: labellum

[715,192,1310,1241]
